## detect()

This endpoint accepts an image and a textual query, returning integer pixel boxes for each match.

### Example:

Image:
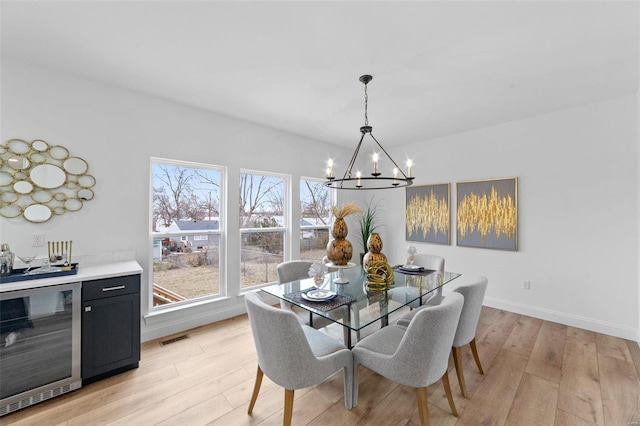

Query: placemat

[392,265,436,276]
[283,289,356,312]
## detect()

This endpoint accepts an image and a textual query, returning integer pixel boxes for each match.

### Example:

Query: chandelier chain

[363,83,368,126]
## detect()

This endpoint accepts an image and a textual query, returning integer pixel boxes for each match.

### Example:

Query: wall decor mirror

[24,204,52,223]
[63,157,88,175]
[0,139,95,222]
[14,181,33,194]
[30,164,66,189]
[8,156,30,170]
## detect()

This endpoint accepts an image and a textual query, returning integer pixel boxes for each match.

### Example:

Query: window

[300,178,333,263]
[239,171,287,288]
[151,159,224,307]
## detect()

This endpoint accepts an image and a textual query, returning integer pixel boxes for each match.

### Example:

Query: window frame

[299,177,334,261]
[149,157,226,311]
[239,168,290,289]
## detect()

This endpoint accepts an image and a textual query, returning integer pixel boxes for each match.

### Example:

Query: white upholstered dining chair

[397,275,488,398]
[276,260,332,328]
[244,291,353,426]
[352,292,464,426]
[411,253,445,272]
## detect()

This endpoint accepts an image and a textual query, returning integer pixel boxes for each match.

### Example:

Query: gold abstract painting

[456,177,518,250]
[405,183,450,244]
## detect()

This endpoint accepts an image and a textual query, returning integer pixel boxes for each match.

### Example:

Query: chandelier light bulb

[326,159,333,179]
[372,152,379,175]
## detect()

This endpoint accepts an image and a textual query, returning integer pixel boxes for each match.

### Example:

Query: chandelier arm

[368,133,411,179]
[341,132,366,180]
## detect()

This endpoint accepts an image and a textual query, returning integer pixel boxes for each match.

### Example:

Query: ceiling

[1,1,638,149]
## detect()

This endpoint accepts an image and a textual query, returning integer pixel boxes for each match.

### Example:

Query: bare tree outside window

[151,161,223,307]
[300,178,333,262]
[240,172,286,288]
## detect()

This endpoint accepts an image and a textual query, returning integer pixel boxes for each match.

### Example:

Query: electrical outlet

[523,280,531,290]
[33,233,45,247]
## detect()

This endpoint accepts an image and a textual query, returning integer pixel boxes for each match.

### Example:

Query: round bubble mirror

[78,189,94,200]
[0,139,95,222]
[30,164,66,189]
[63,157,88,175]
[7,156,30,170]
[24,204,52,223]
[14,181,33,194]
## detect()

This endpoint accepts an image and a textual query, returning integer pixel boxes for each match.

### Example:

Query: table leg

[344,306,352,348]
[344,327,351,348]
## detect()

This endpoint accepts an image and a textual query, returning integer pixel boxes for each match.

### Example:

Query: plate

[400,264,423,272]
[302,290,337,302]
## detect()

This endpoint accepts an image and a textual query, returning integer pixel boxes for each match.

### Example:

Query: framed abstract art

[405,183,450,245]
[456,177,518,250]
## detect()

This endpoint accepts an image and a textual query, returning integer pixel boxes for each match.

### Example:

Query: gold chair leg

[415,387,430,426]
[470,338,484,374]
[452,346,468,398]
[284,389,295,426]
[441,371,458,417]
[248,366,264,414]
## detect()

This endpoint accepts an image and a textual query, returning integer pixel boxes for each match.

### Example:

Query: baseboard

[141,303,247,342]
[484,296,637,341]
[140,292,638,343]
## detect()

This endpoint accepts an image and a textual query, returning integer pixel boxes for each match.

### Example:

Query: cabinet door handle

[102,285,126,292]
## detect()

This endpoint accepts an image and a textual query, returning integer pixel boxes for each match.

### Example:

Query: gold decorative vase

[326,237,353,266]
[362,232,387,270]
[326,203,361,266]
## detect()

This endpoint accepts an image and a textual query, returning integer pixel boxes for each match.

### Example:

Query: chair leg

[470,338,484,374]
[248,365,264,414]
[452,346,468,398]
[284,389,295,426]
[441,371,458,417]
[415,387,430,426]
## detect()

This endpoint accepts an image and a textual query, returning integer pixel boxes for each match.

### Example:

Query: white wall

[0,58,350,340]
[2,58,638,341]
[637,66,640,342]
[374,95,638,340]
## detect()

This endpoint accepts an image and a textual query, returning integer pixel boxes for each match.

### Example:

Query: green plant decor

[358,198,382,255]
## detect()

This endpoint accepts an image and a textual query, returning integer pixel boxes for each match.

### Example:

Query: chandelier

[324,75,414,190]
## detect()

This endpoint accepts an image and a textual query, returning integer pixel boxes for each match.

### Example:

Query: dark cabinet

[81,274,140,385]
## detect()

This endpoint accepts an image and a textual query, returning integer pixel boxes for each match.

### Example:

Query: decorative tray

[0,263,79,283]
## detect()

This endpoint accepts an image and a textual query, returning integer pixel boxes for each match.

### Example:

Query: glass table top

[261,265,461,333]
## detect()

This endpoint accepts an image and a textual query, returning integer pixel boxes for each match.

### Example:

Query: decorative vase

[362,232,387,270]
[327,235,353,266]
[326,202,361,266]
[332,217,348,239]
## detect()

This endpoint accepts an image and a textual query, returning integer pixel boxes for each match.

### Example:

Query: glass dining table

[261,264,462,348]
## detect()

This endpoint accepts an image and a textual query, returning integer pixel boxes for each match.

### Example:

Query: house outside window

[239,170,287,288]
[151,159,224,307]
[300,178,333,263]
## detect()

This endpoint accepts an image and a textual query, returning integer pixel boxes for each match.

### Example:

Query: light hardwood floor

[4,306,640,425]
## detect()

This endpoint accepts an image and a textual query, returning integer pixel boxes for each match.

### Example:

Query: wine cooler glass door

[0,282,81,416]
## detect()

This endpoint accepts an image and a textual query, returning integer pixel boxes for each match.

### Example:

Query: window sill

[144,296,232,324]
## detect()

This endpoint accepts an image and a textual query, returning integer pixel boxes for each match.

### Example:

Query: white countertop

[0,260,143,293]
